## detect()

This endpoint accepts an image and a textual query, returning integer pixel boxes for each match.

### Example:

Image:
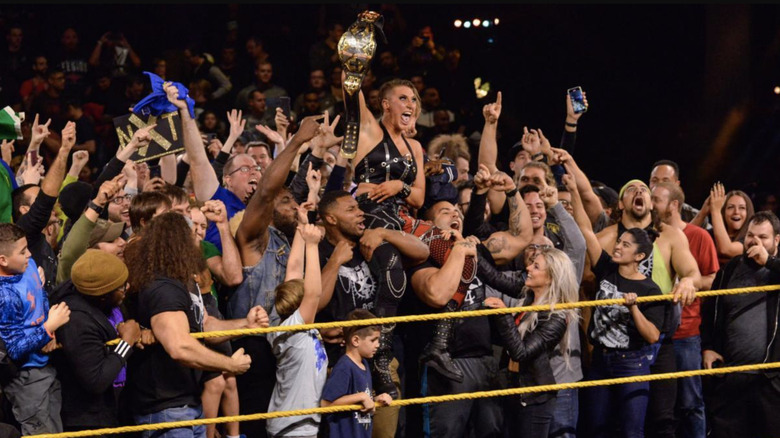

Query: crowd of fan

[0,12,779,438]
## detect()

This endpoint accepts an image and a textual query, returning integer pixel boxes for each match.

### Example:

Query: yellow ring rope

[106,284,780,345]
[25,361,780,438]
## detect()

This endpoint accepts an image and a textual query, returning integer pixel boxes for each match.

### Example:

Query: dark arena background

[3,4,780,207]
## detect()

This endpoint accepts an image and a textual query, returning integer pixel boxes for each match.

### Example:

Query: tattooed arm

[481,187,533,266]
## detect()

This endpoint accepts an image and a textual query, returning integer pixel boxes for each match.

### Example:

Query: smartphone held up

[567,86,588,114]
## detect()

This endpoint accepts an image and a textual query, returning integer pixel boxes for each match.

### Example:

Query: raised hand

[201,200,228,224]
[561,173,577,193]
[305,162,322,193]
[226,109,246,141]
[163,82,188,111]
[521,127,541,156]
[72,150,90,170]
[60,121,77,152]
[566,89,588,122]
[95,174,127,206]
[310,112,343,150]
[20,154,44,185]
[488,171,515,192]
[30,114,52,147]
[473,163,493,194]
[299,223,323,245]
[294,114,326,145]
[255,123,285,146]
[709,182,726,211]
[330,240,355,266]
[539,185,559,209]
[482,91,502,124]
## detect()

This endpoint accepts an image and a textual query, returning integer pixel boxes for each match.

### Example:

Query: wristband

[399,183,412,199]
[532,152,545,161]
[88,200,104,215]
[505,188,518,198]
[565,121,578,128]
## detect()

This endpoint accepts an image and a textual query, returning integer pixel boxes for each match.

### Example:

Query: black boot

[372,325,399,399]
[419,300,464,382]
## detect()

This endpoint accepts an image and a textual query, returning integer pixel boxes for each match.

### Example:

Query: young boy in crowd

[321,309,393,438]
[0,223,71,434]
[266,223,329,437]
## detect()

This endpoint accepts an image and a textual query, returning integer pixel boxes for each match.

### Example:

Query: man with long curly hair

[123,213,268,438]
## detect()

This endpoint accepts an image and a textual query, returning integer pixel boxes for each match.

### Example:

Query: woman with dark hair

[693,183,754,266]
[570,184,670,437]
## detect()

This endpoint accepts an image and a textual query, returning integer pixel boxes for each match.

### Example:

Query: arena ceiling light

[453,18,501,29]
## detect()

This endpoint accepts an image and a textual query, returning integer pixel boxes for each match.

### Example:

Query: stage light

[463,21,471,28]
[494,18,500,25]
[774,86,780,95]
[454,19,462,28]
[482,20,490,27]
[488,38,495,44]
[473,18,481,27]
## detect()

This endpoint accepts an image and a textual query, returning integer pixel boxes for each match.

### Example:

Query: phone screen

[279,96,291,119]
[27,150,38,165]
[149,165,162,179]
[568,87,587,114]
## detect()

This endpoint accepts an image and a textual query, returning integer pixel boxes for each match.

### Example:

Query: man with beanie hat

[51,249,141,431]
[56,175,126,285]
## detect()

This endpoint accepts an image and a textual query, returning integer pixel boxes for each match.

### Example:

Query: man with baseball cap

[52,249,141,431]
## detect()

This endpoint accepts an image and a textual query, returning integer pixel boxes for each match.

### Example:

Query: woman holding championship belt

[338,11,427,399]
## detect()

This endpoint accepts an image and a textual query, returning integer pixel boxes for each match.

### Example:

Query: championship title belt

[338,10,386,159]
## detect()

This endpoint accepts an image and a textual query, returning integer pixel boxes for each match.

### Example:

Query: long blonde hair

[517,248,580,368]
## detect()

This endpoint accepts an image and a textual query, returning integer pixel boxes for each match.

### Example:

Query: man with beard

[315,189,430,437]
[164,82,261,252]
[593,178,701,438]
[651,182,719,438]
[220,113,320,437]
[701,211,780,438]
[648,160,703,224]
[407,188,532,438]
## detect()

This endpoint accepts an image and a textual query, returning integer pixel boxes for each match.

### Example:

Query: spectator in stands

[309,22,344,73]
[235,61,288,113]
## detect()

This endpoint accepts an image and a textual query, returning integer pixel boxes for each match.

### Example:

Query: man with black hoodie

[701,211,780,438]
[52,249,141,431]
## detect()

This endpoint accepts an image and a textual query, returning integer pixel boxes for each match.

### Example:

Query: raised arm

[164,82,220,201]
[554,147,604,225]
[299,224,324,324]
[202,200,243,287]
[478,92,502,174]
[236,114,322,262]
[481,171,533,265]
[708,182,743,258]
[563,173,603,267]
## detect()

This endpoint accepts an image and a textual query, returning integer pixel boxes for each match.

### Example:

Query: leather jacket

[495,294,567,405]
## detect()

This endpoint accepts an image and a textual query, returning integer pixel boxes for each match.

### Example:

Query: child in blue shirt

[0,224,70,434]
[321,309,392,438]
